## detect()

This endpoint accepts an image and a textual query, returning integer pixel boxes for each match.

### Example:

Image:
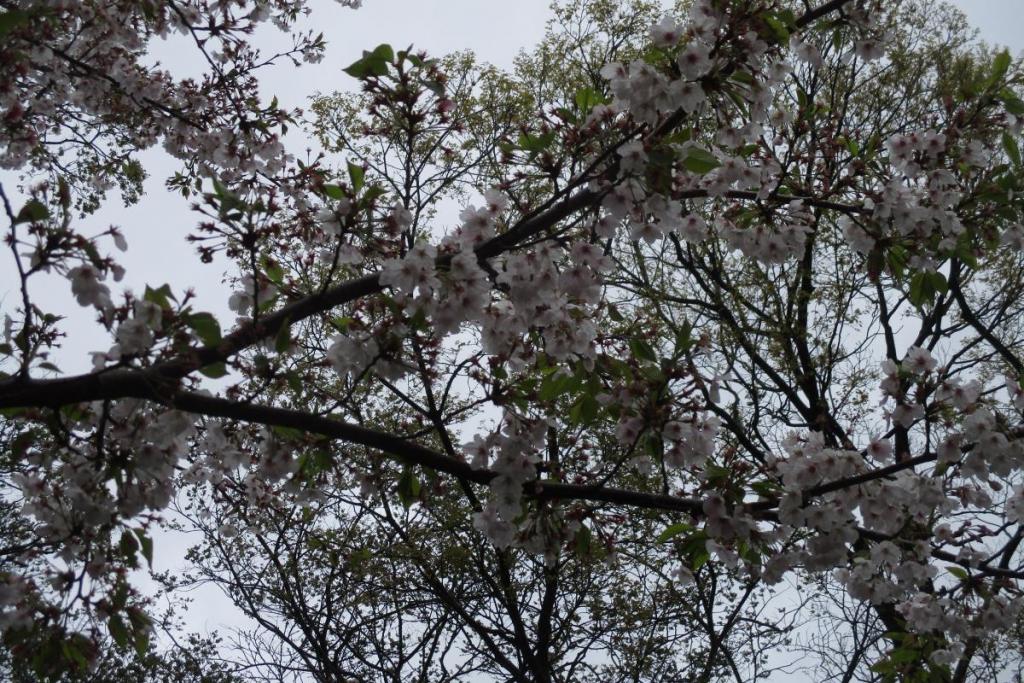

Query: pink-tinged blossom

[934,379,980,410]
[921,130,946,159]
[890,402,925,429]
[866,437,893,463]
[1006,374,1024,410]
[326,332,379,380]
[789,34,822,68]
[1008,486,1024,524]
[599,61,628,83]
[463,434,493,471]
[689,0,724,33]
[677,40,712,79]
[68,265,112,310]
[115,319,153,355]
[111,230,128,252]
[432,249,490,335]
[228,276,277,315]
[473,502,515,549]
[903,346,937,375]
[649,16,683,49]
[1001,223,1024,250]
[677,213,709,243]
[629,220,664,244]
[379,242,439,299]
[840,216,874,254]
[318,243,362,266]
[854,39,886,61]
[456,206,496,246]
[616,416,645,445]
[617,140,647,174]
[959,139,987,168]
[385,203,414,236]
[483,188,509,214]
[667,80,705,113]
[316,199,351,236]
[672,565,695,585]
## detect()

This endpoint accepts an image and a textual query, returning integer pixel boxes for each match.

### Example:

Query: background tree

[2,0,1024,681]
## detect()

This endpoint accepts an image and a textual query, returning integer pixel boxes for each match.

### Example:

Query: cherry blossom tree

[2,0,1024,680]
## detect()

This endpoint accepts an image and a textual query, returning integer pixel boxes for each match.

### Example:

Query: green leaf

[681,147,720,174]
[886,245,908,280]
[704,464,731,483]
[274,321,292,353]
[348,548,372,569]
[947,566,969,580]
[574,524,592,556]
[133,529,153,569]
[657,522,693,543]
[61,639,90,671]
[730,70,754,85]
[186,312,222,346]
[955,235,980,269]
[263,257,284,285]
[517,131,556,155]
[199,362,228,379]
[628,337,658,363]
[133,629,150,657]
[889,647,922,664]
[347,162,365,193]
[989,50,1012,89]
[674,320,693,353]
[640,364,665,383]
[322,184,345,200]
[371,43,395,63]
[403,50,424,68]
[1000,88,1024,116]
[751,480,778,496]
[144,284,176,309]
[111,579,129,611]
[690,548,711,570]
[397,467,421,508]
[574,87,605,112]
[682,532,708,555]
[361,184,387,206]
[108,614,130,648]
[831,28,843,54]
[14,200,49,224]
[119,531,139,568]
[343,43,395,79]
[331,316,354,332]
[775,8,797,29]
[1004,132,1021,167]
[421,78,445,97]
[909,270,947,308]
[763,14,790,43]
[271,425,304,440]
[127,609,151,656]
[0,10,29,38]
[569,393,599,425]
[538,370,579,401]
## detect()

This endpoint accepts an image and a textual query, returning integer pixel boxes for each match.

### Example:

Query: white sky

[1,0,1023,677]
[2,0,1019,376]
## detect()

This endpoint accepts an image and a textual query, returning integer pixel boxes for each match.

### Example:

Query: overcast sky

[2,0,1020,377]
[2,0,1023,672]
